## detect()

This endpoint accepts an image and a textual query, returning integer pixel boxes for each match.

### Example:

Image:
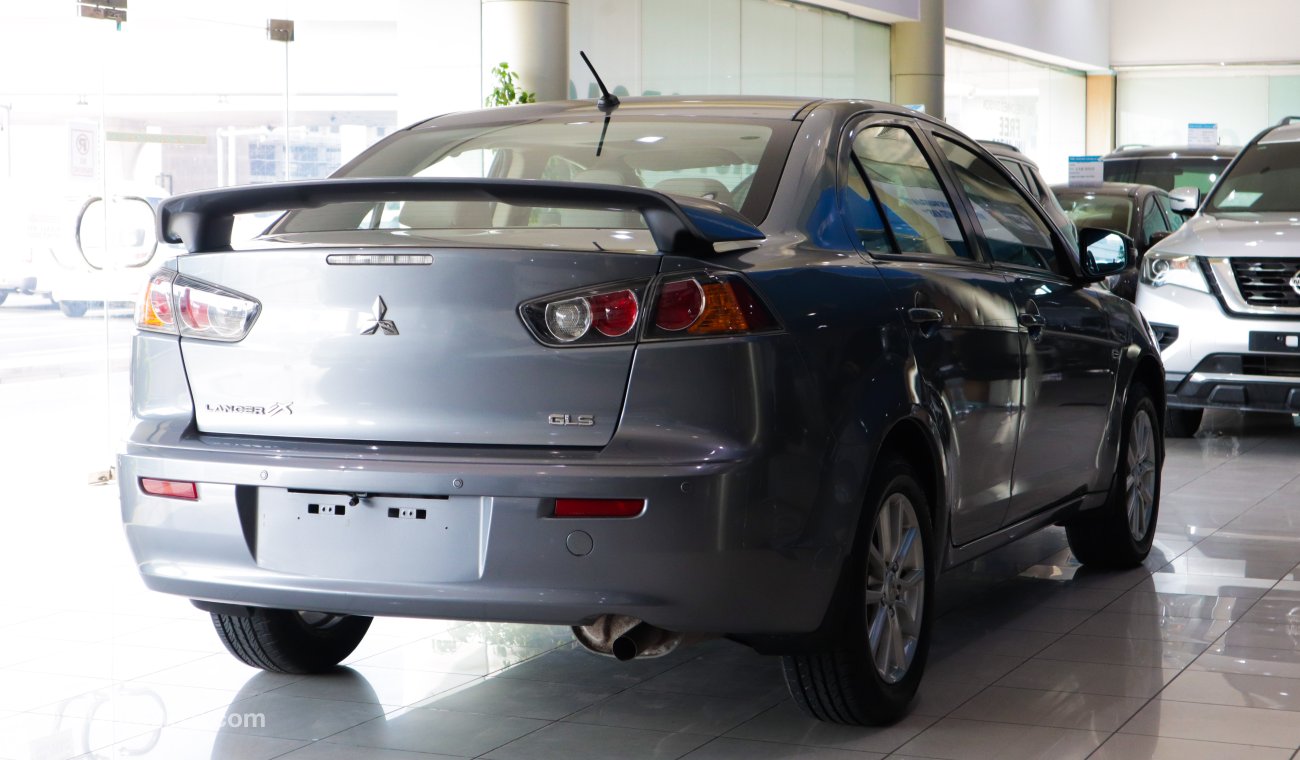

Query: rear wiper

[580,50,620,157]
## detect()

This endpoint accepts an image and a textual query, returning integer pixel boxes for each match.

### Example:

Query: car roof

[413,96,951,130]
[980,140,1035,159]
[1103,145,1239,159]
[1050,182,1161,199]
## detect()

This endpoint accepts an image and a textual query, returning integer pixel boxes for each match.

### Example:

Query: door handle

[908,307,944,325]
[1018,313,1046,328]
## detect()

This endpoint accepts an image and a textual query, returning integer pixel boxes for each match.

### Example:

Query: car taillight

[648,273,776,338]
[521,273,776,346]
[140,477,198,500]
[554,498,645,517]
[138,271,176,330]
[523,283,645,346]
[136,268,260,342]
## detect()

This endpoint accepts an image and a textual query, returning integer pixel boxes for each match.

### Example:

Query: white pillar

[481,0,569,103]
[891,0,944,119]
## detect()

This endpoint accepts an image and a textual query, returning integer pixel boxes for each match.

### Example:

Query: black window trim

[838,113,991,269]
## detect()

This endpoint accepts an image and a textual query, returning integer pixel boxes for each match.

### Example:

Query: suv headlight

[1139,251,1209,292]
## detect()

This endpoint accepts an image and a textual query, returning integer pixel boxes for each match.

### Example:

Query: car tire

[1165,407,1203,438]
[782,457,934,726]
[210,608,372,674]
[58,300,90,318]
[1066,383,1162,568]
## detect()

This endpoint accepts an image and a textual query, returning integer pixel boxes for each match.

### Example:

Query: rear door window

[936,136,1064,276]
[849,125,971,259]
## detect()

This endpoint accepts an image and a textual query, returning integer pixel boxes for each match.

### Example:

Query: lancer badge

[361,296,398,335]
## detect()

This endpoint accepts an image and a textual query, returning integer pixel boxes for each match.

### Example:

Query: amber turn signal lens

[688,280,775,335]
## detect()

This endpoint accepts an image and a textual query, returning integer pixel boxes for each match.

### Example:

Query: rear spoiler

[159,178,766,255]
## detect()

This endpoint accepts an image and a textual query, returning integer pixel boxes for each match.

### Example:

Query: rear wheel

[58,300,89,318]
[782,458,934,725]
[1067,383,1161,568]
[1165,407,1203,438]
[210,607,372,674]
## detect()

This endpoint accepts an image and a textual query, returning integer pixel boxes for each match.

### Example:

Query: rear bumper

[117,435,838,635]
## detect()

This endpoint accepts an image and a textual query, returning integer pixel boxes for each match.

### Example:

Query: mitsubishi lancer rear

[120,95,1162,726]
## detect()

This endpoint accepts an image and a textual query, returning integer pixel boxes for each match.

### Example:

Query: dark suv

[1103,144,1239,196]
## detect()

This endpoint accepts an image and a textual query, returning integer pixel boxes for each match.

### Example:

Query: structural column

[481,0,569,103]
[1086,73,1116,155]
[890,0,944,119]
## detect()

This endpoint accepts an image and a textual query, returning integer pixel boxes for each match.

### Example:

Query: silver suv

[1137,122,1300,436]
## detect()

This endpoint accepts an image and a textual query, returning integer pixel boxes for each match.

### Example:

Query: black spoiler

[159,178,766,255]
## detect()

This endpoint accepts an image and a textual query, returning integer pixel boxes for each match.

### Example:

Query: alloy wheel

[1125,409,1157,541]
[864,492,925,683]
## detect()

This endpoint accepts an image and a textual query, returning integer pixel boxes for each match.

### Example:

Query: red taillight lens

[140,478,198,500]
[137,270,176,332]
[554,498,645,518]
[590,289,638,337]
[650,274,776,337]
[136,269,260,342]
[654,279,705,331]
[524,283,647,346]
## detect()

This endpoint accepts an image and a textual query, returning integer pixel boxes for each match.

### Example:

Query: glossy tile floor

[4,380,1300,759]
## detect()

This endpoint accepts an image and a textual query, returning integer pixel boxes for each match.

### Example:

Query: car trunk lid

[176,246,659,446]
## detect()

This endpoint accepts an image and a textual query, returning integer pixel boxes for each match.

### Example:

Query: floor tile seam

[1047,627,1223,647]
[1155,689,1300,713]
[725,716,940,756]
[333,660,490,678]
[1105,720,1300,751]
[556,690,786,737]
[1083,733,1300,759]
[1097,634,1220,752]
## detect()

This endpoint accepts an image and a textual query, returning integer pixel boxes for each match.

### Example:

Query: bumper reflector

[554,498,645,518]
[140,478,199,500]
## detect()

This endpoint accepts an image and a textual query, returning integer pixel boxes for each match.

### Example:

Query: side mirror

[1169,186,1200,217]
[1078,227,1135,282]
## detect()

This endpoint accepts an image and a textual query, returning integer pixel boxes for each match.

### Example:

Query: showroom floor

[3,348,1300,758]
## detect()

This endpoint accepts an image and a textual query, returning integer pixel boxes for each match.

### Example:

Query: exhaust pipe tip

[612,621,669,661]
[611,635,639,661]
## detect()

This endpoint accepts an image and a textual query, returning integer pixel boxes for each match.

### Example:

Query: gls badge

[548,413,595,427]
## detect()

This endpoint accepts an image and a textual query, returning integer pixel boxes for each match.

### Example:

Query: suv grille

[1242,354,1300,377]
[1230,258,1300,307]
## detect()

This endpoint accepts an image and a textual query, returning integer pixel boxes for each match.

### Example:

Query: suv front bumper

[1139,284,1300,412]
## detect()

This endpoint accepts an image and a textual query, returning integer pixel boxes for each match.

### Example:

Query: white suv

[1137,121,1300,436]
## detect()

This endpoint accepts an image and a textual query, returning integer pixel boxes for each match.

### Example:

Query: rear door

[930,131,1119,524]
[842,116,1024,545]
[177,243,660,446]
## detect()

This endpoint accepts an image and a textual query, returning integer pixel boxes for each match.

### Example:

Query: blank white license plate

[256,489,488,583]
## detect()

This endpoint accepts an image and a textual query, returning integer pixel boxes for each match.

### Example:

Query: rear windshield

[1102,156,1230,194]
[277,117,794,236]
[1206,140,1300,214]
[1056,193,1134,233]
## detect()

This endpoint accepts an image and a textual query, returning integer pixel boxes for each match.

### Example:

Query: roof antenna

[579,51,620,113]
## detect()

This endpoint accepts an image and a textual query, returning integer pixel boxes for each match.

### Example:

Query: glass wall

[1117,66,1300,148]
[0,1,401,475]
[945,42,1087,185]
[571,0,891,101]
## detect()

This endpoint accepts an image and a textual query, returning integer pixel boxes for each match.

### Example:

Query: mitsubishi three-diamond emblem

[361,296,399,335]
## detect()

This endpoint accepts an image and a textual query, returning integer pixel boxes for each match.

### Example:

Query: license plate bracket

[256,489,488,583]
